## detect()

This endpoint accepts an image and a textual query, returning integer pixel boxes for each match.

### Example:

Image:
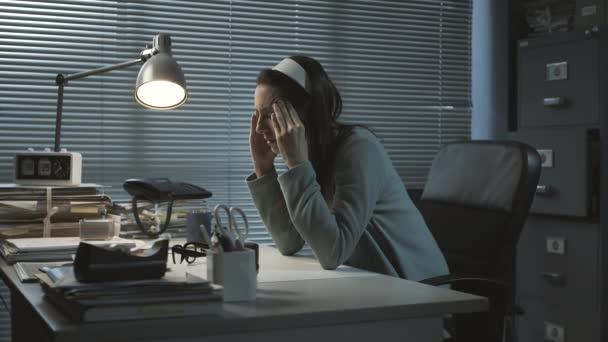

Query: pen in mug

[212,224,234,252]
[209,229,223,253]
[220,225,237,251]
[199,224,212,248]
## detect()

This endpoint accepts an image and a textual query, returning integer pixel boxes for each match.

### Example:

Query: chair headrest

[421,141,525,212]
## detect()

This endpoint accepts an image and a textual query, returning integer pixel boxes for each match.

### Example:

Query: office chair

[417,140,541,342]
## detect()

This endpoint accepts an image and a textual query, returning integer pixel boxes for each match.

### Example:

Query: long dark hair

[256,56,360,200]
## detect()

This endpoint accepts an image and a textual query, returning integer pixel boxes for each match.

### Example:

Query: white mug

[206,248,257,302]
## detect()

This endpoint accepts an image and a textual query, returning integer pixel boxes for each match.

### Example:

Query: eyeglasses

[171,242,207,264]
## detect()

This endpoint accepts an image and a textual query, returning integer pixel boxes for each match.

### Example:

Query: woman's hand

[271,99,309,169]
[249,112,276,177]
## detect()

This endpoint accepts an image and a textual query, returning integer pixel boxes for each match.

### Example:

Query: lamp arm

[53,57,147,152]
[59,58,143,84]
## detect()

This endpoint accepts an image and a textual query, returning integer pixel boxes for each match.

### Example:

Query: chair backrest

[419,140,541,279]
[418,140,541,341]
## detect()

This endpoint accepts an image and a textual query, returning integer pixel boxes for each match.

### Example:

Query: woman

[246,56,448,281]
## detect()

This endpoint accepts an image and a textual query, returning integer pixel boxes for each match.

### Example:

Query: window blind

[0,0,472,244]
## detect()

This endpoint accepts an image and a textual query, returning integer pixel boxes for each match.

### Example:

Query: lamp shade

[134,52,188,109]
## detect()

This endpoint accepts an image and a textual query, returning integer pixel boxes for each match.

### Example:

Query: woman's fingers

[270,112,282,137]
[272,103,288,133]
[249,112,261,145]
[270,99,308,169]
[274,99,303,131]
[275,100,295,127]
[250,112,258,135]
[281,99,302,127]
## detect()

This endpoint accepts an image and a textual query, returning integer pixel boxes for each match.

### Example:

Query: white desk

[0,245,487,342]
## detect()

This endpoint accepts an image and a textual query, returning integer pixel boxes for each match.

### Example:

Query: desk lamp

[54,33,188,152]
[14,33,187,187]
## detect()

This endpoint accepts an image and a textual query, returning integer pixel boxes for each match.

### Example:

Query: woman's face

[254,84,281,154]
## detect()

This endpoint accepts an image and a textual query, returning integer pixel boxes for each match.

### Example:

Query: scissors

[213,204,249,251]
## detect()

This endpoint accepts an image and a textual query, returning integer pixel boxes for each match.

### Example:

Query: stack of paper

[14,261,70,283]
[0,237,143,264]
[39,265,222,322]
[0,184,111,238]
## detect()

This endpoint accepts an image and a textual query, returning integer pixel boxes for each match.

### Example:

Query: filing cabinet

[516,298,600,342]
[512,29,607,342]
[518,37,599,128]
[517,217,600,309]
[509,127,600,217]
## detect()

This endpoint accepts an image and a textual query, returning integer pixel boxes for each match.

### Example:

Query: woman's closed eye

[257,110,273,121]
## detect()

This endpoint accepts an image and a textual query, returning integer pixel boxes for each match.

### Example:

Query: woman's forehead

[255,85,281,109]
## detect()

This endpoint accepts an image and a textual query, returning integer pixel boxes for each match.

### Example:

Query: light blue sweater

[246,128,448,281]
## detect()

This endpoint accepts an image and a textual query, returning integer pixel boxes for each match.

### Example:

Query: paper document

[0,201,38,211]
[0,183,107,189]
[47,265,210,291]
[14,261,70,283]
[5,237,144,252]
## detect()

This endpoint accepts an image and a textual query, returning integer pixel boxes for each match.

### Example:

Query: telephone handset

[123,178,212,202]
[123,178,212,237]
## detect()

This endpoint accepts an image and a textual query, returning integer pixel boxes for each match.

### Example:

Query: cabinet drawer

[516,297,600,342]
[516,216,599,308]
[509,127,599,217]
[518,36,599,127]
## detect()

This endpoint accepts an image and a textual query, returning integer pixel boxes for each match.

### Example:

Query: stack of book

[0,184,111,239]
[39,265,222,322]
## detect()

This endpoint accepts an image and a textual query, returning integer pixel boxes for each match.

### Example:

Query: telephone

[123,178,212,202]
[123,178,212,237]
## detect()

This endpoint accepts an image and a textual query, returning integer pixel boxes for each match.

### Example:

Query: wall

[472,0,511,139]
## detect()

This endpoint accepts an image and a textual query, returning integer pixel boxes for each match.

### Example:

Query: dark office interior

[0,1,606,341]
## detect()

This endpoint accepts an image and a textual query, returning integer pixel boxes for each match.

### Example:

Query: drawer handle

[543,97,566,106]
[536,185,554,196]
[540,272,566,285]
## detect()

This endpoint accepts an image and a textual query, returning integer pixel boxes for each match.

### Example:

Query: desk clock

[14,148,82,186]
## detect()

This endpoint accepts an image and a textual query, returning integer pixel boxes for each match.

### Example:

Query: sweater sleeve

[246,168,305,255]
[277,136,386,269]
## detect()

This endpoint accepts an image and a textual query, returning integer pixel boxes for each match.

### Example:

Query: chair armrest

[420,274,525,316]
[419,274,509,289]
